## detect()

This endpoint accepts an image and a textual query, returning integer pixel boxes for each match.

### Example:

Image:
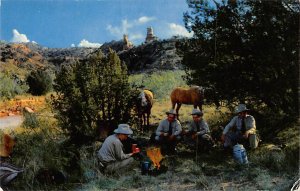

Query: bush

[11,117,70,190]
[0,72,29,100]
[22,109,39,128]
[27,69,53,96]
[52,49,137,145]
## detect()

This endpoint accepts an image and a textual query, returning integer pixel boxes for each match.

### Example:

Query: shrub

[22,109,39,128]
[0,72,28,100]
[52,49,137,145]
[11,117,70,190]
[27,69,53,96]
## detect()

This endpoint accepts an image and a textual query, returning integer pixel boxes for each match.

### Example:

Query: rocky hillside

[0,42,51,79]
[0,37,184,76]
[119,38,183,73]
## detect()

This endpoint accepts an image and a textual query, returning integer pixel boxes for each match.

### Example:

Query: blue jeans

[224,131,245,148]
[224,131,258,149]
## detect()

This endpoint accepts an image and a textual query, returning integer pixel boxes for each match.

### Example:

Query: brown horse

[170,86,204,118]
[137,89,154,131]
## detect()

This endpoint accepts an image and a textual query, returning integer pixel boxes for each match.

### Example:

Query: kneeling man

[186,109,214,152]
[155,109,182,154]
[221,104,258,150]
[97,124,137,173]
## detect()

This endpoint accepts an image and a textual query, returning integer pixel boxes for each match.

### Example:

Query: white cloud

[11,29,30,43]
[136,16,156,24]
[32,41,37,44]
[106,19,133,38]
[106,16,155,40]
[77,39,102,48]
[168,23,194,38]
[71,44,75,47]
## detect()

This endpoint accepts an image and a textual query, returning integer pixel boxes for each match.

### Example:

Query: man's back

[98,134,121,162]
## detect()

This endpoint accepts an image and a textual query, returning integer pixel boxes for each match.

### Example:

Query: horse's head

[138,91,148,107]
[191,86,205,98]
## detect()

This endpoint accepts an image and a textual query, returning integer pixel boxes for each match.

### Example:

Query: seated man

[97,124,138,173]
[154,109,182,154]
[221,104,258,150]
[185,109,214,152]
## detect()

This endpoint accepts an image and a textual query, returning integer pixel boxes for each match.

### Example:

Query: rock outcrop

[119,38,183,73]
[0,36,186,76]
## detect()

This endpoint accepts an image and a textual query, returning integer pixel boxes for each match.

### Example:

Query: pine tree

[52,49,136,145]
[180,0,299,118]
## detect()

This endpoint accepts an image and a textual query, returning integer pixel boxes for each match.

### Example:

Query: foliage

[52,49,137,145]
[129,70,187,100]
[22,110,39,128]
[0,72,29,100]
[10,117,69,190]
[179,0,299,135]
[249,123,299,172]
[26,69,53,96]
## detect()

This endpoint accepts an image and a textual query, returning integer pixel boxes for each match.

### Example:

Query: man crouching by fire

[154,109,182,155]
[97,124,139,174]
[184,109,215,153]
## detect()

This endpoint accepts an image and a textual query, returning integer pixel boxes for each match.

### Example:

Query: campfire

[146,147,163,169]
[142,147,168,176]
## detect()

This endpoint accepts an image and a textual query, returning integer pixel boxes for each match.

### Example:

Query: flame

[146,147,163,169]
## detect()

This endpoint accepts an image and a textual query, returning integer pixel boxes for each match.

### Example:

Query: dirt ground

[0,96,45,117]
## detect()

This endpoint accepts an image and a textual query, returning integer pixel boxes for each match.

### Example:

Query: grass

[1,70,298,190]
[129,70,188,100]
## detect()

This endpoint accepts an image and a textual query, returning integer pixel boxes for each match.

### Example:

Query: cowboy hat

[114,124,133,135]
[165,109,177,115]
[191,109,203,116]
[235,104,250,113]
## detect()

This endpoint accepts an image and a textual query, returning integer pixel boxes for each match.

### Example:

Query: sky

[0,0,194,48]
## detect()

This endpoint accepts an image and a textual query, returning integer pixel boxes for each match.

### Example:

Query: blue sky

[1,0,193,48]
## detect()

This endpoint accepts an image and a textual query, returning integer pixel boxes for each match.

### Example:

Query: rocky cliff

[0,37,184,76]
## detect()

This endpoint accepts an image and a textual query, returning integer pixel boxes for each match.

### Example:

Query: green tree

[180,0,299,131]
[52,49,136,145]
[0,72,28,100]
[27,69,53,95]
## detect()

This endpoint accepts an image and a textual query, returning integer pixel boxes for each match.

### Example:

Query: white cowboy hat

[114,124,133,135]
[235,104,250,113]
[191,109,203,116]
[165,109,177,115]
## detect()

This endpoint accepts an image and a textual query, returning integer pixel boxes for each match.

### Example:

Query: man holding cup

[97,124,139,173]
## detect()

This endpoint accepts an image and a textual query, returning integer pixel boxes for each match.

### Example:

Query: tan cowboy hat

[114,124,133,135]
[235,104,250,113]
[165,109,177,115]
[191,109,203,116]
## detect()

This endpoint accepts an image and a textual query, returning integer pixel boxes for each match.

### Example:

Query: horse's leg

[138,111,143,131]
[146,110,150,128]
[176,103,181,120]
[172,101,176,110]
[142,113,146,133]
[196,103,203,111]
[144,112,148,132]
